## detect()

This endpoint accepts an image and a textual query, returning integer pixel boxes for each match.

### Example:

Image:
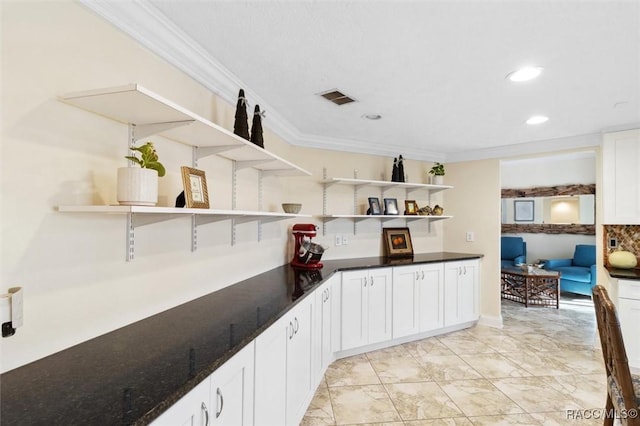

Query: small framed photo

[514,199,534,222]
[180,166,210,209]
[404,200,418,215]
[382,227,414,258]
[367,197,382,215]
[384,198,399,215]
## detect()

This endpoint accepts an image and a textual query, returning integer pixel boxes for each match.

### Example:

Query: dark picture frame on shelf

[382,227,414,258]
[367,197,382,215]
[180,166,210,209]
[404,200,418,215]
[384,198,399,215]
[514,199,534,222]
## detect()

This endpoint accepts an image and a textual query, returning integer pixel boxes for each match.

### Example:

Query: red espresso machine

[291,224,326,269]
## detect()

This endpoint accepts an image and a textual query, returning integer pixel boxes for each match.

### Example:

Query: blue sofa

[501,236,527,268]
[544,244,596,296]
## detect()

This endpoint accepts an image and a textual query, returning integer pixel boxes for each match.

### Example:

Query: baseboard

[477,314,504,329]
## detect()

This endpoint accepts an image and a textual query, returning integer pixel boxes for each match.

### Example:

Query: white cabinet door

[603,130,640,224]
[254,316,288,426]
[394,263,445,338]
[444,260,479,327]
[313,275,337,386]
[286,296,314,425]
[341,270,368,350]
[418,263,445,332]
[367,268,392,344]
[618,297,640,369]
[341,268,392,350]
[152,377,210,426]
[392,265,420,338]
[210,342,254,426]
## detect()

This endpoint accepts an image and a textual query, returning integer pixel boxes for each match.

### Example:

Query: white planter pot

[430,175,444,185]
[117,167,158,206]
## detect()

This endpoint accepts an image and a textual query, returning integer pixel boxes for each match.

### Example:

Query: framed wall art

[180,166,210,209]
[367,197,382,215]
[404,200,418,215]
[383,198,399,215]
[514,199,534,222]
[382,227,414,258]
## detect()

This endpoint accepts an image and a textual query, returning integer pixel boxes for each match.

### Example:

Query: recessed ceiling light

[526,115,549,125]
[362,113,382,120]
[507,66,543,82]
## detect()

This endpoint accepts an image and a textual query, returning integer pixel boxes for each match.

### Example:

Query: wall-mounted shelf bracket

[235,160,274,171]
[196,145,242,160]
[133,121,193,141]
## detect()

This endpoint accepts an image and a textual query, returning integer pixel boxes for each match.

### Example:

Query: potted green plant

[428,162,445,185]
[117,142,166,206]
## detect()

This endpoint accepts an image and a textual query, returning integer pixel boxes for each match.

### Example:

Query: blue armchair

[501,236,527,268]
[544,244,596,296]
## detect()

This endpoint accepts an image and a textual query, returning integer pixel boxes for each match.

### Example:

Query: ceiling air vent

[318,89,357,105]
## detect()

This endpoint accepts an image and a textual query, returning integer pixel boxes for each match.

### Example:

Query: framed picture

[383,198,399,215]
[514,199,534,222]
[382,227,414,258]
[367,197,381,215]
[180,166,210,209]
[404,200,418,215]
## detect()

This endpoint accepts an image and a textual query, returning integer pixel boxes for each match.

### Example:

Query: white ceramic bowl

[282,203,302,214]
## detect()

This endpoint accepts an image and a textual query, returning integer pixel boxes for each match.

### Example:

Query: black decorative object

[233,89,250,141]
[398,155,405,182]
[391,157,399,182]
[175,191,185,208]
[250,105,264,148]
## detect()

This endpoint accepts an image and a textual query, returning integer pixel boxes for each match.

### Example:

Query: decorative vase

[430,175,444,185]
[117,167,158,206]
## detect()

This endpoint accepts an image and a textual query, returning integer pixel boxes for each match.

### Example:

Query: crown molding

[78,1,614,164]
[445,133,602,163]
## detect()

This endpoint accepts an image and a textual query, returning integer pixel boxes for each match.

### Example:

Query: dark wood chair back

[592,285,639,425]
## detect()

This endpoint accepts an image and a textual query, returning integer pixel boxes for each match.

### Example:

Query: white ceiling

[84,0,640,162]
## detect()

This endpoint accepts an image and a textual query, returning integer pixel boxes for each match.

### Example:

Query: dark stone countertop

[606,266,640,280]
[0,252,482,425]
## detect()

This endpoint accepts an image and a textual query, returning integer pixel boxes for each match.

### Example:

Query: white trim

[477,314,504,329]
[78,1,608,162]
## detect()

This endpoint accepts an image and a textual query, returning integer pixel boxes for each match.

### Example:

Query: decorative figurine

[233,89,250,141]
[250,105,264,148]
[398,154,405,182]
[391,157,399,182]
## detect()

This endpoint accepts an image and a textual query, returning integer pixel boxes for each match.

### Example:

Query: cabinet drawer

[619,279,640,300]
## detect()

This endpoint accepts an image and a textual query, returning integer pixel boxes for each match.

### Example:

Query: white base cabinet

[340,268,393,351]
[444,260,479,327]
[152,342,254,426]
[154,257,481,426]
[616,279,640,370]
[254,295,314,426]
[392,263,445,338]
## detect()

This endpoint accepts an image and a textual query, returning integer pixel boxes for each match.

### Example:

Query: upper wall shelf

[320,177,453,194]
[60,84,310,176]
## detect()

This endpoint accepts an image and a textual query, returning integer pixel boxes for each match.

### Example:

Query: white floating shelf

[318,214,452,221]
[60,84,310,176]
[321,177,452,193]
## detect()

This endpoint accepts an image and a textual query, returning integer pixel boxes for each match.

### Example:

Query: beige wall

[0,1,444,372]
[1,2,504,372]
[444,160,502,326]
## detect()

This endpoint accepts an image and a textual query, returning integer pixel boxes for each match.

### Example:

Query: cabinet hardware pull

[370,276,374,286]
[215,387,223,419]
[202,401,210,426]
[464,266,467,275]
[294,317,299,333]
[416,271,419,280]
[289,321,294,339]
[363,276,367,287]
[421,271,425,280]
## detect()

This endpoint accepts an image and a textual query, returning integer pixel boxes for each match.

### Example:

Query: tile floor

[302,295,608,425]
